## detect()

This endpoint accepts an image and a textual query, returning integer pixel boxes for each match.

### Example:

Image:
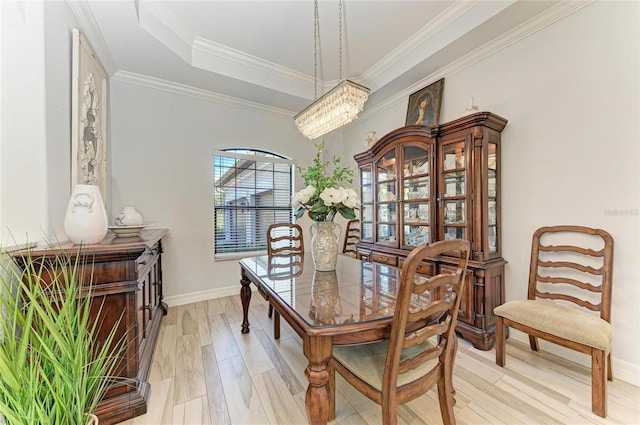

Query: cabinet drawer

[137,245,159,273]
[357,251,371,262]
[398,259,435,276]
[371,252,397,266]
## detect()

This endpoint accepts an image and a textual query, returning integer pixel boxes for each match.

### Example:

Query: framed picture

[405,78,444,127]
[71,28,108,203]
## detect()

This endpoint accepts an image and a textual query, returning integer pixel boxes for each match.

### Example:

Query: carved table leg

[304,336,333,425]
[240,269,252,334]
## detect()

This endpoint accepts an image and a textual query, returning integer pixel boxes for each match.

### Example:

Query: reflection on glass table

[309,270,343,325]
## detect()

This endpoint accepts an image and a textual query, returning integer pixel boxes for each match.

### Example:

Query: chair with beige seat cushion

[494,225,614,417]
[330,239,470,425]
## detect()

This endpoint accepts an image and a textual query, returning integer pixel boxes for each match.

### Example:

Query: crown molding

[138,0,319,99]
[355,0,595,123]
[360,0,482,89]
[192,36,316,99]
[137,0,194,62]
[109,0,593,123]
[111,70,294,118]
[67,1,117,76]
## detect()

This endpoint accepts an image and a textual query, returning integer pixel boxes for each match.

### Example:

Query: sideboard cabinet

[355,112,507,350]
[15,228,169,424]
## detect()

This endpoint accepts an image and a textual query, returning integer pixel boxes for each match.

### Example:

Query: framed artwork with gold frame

[405,78,444,127]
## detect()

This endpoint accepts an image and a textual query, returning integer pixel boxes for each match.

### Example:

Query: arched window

[213,149,294,258]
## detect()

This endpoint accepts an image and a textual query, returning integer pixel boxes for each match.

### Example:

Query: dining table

[239,253,427,425]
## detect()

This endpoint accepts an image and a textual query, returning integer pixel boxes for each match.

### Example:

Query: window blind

[213,149,294,258]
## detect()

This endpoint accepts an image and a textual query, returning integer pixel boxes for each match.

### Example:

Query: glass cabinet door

[376,149,398,245]
[487,142,498,253]
[440,142,467,241]
[401,145,432,247]
[360,165,373,242]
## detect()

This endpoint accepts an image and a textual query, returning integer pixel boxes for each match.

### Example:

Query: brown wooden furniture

[494,225,614,417]
[341,219,360,258]
[15,229,168,425]
[330,239,469,425]
[240,252,470,425]
[267,222,304,256]
[265,223,304,338]
[354,111,507,350]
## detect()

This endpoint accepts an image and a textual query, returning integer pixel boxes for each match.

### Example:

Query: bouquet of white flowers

[292,142,360,222]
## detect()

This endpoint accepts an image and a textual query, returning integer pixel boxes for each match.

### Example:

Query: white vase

[310,221,340,271]
[115,205,144,226]
[64,184,108,244]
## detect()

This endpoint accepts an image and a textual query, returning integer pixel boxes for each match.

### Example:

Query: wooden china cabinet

[354,112,507,350]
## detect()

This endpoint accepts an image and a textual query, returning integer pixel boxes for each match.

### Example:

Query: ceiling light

[295,0,369,140]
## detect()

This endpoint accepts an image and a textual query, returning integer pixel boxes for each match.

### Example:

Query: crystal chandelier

[294,0,370,140]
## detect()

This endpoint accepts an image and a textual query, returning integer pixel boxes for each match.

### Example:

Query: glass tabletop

[239,254,409,328]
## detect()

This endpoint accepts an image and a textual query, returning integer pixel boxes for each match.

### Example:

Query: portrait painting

[71,28,108,202]
[405,78,444,127]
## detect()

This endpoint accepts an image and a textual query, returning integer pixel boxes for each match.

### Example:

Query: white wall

[343,1,639,383]
[1,0,638,385]
[109,81,317,302]
[0,1,82,246]
[0,2,48,244]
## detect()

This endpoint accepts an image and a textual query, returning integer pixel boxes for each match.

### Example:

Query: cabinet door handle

[145,304,152,311]
[138,260,147,266]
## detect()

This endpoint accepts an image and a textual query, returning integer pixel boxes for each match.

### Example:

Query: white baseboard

[508,330,640,387]
[164,287,640,388]
[163,285,239,307]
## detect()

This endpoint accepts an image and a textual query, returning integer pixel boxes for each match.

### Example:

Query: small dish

[108,224,151,238]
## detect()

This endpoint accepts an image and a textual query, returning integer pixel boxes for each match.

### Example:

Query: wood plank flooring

[121,295,640,425]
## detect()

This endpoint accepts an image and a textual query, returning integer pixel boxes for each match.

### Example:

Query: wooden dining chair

[330,239,470,425]
[267,223,304,256]
[266,223,304,338]
[341,219,360,258]
[494,225,614,417]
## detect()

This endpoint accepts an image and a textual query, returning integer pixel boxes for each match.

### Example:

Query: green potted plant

[0,246,125,425]
[291,142,360,271]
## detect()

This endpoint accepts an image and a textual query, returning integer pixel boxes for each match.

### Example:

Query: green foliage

[0,247,126,425]
[294,142,358,222]
[297,142,355,196]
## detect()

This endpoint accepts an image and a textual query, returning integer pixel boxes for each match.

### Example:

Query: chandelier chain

[313,0,319,100]
[294,0,369,139]
[338,0,343,81]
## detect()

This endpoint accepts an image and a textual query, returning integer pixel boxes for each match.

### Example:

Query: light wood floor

[120,295,640,425]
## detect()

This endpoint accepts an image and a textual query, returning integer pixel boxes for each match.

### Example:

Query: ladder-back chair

[266,223,304,339]
[341,219,360,258]
[494,225,614,417]
[330,239,470,425]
